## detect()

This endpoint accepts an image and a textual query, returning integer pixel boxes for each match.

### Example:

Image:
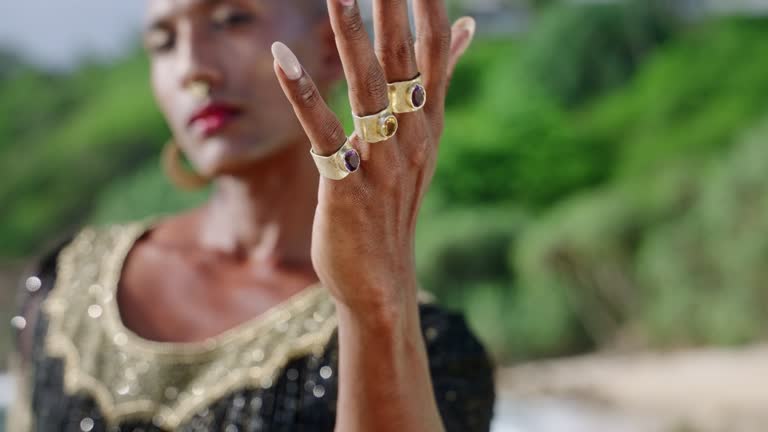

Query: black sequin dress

[7,222,496,432]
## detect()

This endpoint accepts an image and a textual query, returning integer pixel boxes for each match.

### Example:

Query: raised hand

[272,2,476,431]
[271,0,475,319]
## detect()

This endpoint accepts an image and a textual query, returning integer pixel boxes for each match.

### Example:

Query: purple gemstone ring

[387,73,427,114]
[310,138,361,181]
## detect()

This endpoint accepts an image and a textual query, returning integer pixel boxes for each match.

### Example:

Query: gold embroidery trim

[42,222,338,429]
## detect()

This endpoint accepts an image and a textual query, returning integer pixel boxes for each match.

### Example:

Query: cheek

[151,61,180,124]
[227,38,276,84]
[226,38,297,114]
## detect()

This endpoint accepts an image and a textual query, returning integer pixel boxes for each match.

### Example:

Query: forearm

[333,293,445,432]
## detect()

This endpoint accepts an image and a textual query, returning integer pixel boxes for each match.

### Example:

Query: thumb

[446,17,476,86]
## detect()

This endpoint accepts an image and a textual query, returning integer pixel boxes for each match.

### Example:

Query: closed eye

[211,5,258,29]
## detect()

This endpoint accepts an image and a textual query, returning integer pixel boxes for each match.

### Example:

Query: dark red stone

[411,84,426,108]
[343,149,360,172]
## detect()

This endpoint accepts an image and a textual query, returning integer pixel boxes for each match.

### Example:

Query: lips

[188,103,242,137]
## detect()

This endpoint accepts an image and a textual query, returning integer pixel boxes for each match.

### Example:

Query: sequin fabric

[9,223,496,432]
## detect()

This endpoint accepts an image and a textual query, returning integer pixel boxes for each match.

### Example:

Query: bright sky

[0,0,145,69]
[0,0,379,70]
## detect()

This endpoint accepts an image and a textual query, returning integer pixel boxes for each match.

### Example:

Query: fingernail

[456,16,476,39]
[271,42,303,80]
[452,17,476,54]
[339,0,355,6]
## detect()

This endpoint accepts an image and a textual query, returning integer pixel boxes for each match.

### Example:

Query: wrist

[332,280,422,341]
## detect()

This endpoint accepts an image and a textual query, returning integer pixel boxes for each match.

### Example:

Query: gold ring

[353,106,398,143]
[310,138,361,180]
[388,74,427,113]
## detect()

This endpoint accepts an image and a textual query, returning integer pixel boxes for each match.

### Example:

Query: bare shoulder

[119,210,202,297]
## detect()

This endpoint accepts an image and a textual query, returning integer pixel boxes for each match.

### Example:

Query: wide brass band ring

[310,138,361,180]
[352,106,398,143]
[388,74,427,114]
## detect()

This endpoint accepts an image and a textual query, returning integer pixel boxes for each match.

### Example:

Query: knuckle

[379,163,403,192]
[376,36,415,68]
[297,79,322,109]
[408,147,429,168]
[406,133,432,167]
[349,64,388,105]
[323,121,346,145]
[363,64,388,102]
[340,11,368,41]
[419,28,451,57]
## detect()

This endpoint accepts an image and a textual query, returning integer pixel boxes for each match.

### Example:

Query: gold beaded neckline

[42,221,338,429]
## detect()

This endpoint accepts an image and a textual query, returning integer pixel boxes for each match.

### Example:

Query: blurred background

[3,0,768,430]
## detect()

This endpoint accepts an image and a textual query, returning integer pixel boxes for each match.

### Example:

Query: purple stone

[343,149,360,173]
[411,84,426,108]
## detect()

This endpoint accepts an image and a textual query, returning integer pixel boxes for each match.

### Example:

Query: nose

[177,23,223,91]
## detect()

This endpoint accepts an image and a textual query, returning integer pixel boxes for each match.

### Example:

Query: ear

[310,18,344,94]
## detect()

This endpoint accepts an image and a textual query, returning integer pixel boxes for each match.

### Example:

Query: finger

[326,0,390,116]
[446,17,476,87]
[271,42,347,157]
[413,0,452,110]
[372,0,419,82]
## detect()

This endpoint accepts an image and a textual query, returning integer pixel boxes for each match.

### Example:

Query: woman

[8,0,494,430]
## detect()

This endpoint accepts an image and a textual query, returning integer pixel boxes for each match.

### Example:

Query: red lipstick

[188,103,242,137]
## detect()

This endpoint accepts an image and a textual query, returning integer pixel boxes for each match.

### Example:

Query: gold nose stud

[188,81,210,100]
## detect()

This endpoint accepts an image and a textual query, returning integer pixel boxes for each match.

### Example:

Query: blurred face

[145,0,336,176]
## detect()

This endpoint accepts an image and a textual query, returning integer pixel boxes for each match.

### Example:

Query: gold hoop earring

[162,140,210,190]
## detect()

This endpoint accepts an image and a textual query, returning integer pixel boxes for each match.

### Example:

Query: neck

[199,138,319,267]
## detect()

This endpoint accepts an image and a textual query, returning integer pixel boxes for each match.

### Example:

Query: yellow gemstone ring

[310,138,361,180]
[353,106,398,143]
[388,74,427,114]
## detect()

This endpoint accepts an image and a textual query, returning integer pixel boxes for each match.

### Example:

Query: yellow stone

[380,115,398,138]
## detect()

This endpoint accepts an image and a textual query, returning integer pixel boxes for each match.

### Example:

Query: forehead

[146,0,208,21]
[145,0,269,23]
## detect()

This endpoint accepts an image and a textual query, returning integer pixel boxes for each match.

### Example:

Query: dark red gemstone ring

[387,74,427,114]
[343,148,361,173]
[409,83,426,110]
[310,139,361,181]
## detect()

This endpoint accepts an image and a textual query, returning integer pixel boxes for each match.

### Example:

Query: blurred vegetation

[0,50,170,257]
[4,1,768,364]
[521,0,679,107]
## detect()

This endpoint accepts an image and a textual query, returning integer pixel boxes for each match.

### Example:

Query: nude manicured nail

[339,0,355,6]
[271,42,303,80]
[452,17,476,54]
[456,17,476,40]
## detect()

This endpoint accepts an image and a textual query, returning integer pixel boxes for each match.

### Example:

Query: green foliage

[0,46,28,80]
[521,0,678,107]
[89,157,209,225]
[581,17,768,178]
[515,169,696,347]
[0,50,169,258]
[416,206,525,296]
[434,38,614,209]
[637,122,768,346]
[516,119,768,349]
[415,205,592,359]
